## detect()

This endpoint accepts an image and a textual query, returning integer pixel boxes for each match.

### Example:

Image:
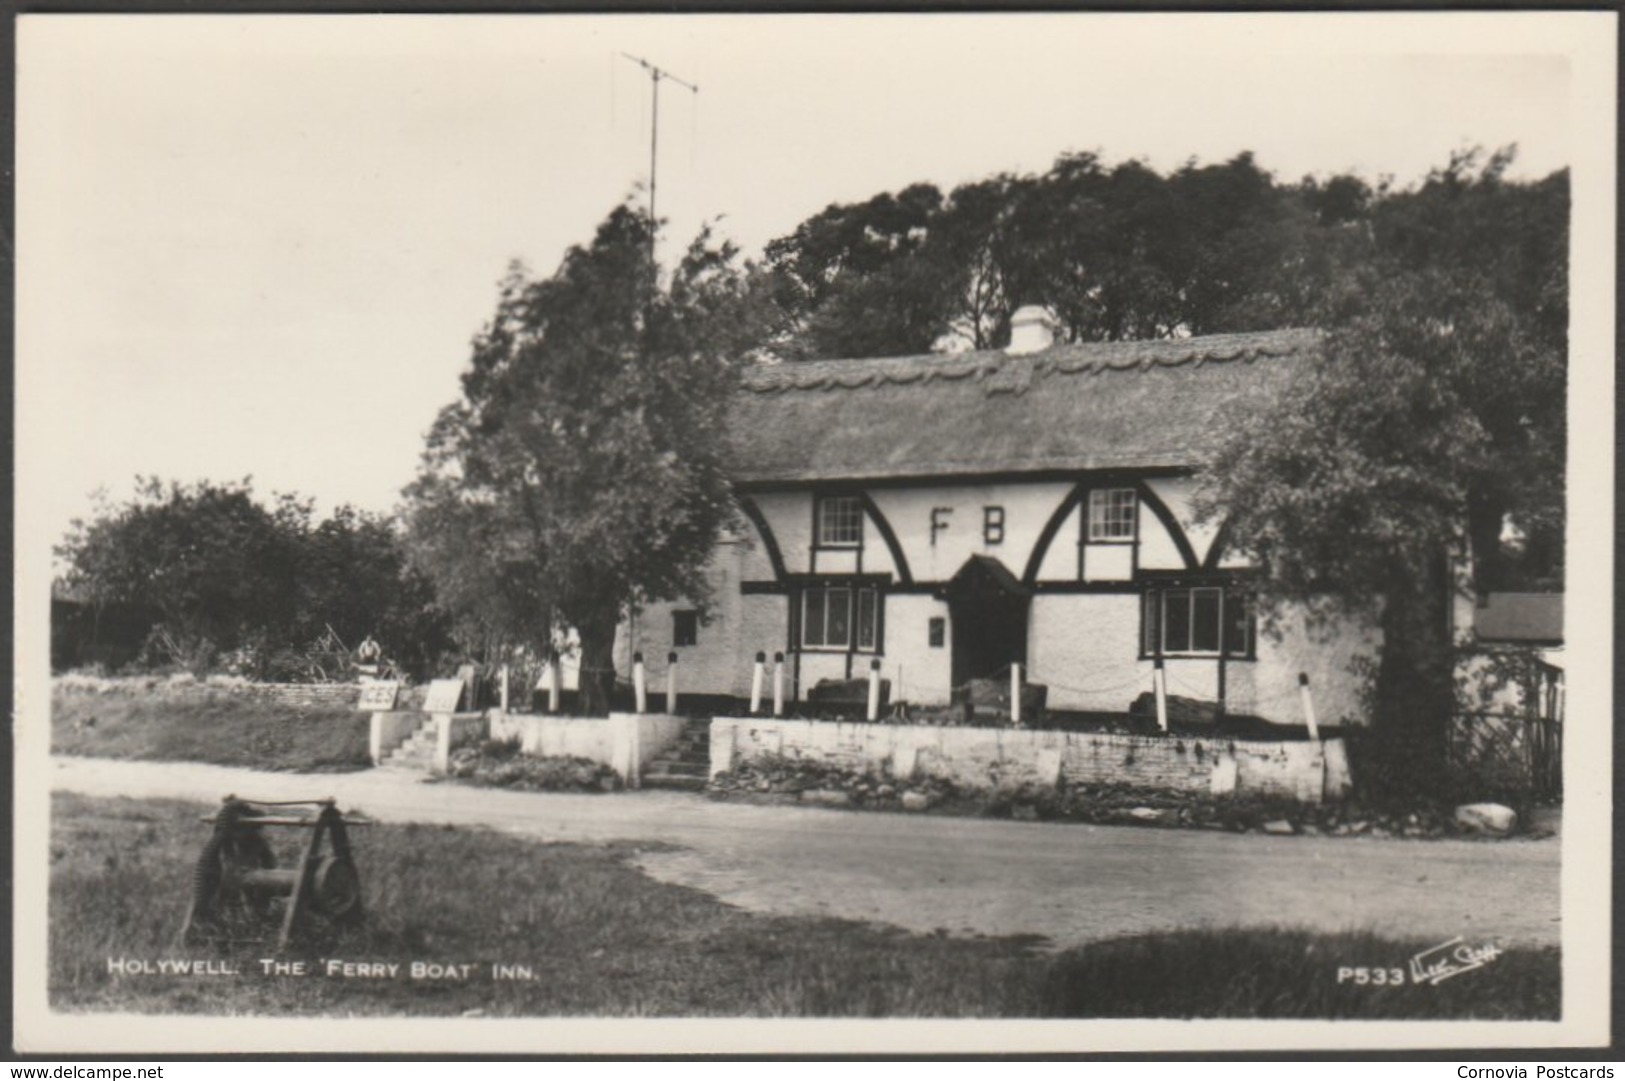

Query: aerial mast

[619,52,699,260]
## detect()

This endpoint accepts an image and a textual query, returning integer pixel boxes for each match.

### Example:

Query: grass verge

[50,793,1557,1019]
[52,686,371,772]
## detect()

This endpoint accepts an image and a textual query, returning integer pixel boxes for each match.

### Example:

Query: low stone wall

[54,674,392,708]
[489,711,686,787]
[231,682,362,707]
[709,718,1352,804]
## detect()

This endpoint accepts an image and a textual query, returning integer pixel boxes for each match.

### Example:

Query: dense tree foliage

[760,151,1373,357]
[1193,149,1567,793]
[55,478,450,678]
[402,202,759,715]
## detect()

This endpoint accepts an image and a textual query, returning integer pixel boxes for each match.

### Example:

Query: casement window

[672,610,699,648]
[1141,586,1253,658]
[1087,488,1138,542]
[816,495,863,547]
[800,583,881,651]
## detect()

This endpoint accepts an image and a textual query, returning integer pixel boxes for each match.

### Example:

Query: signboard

[423,678,465,714]
[356,681,401,712]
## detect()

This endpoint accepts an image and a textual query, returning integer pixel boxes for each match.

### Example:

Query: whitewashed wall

[619,540,747,701]
[711,717,1353,804]
[865,482,1074,583]
[1028,594,1148,712]
[617,477,1377,724]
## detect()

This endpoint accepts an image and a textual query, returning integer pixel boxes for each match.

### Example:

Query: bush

[444,748,620,793]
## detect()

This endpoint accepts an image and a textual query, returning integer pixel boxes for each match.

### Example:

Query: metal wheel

[311,855,362,922]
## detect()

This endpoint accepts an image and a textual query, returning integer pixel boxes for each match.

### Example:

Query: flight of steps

[641,717,712,791]
[378,717,439,772]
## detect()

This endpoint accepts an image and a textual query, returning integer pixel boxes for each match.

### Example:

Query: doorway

[944,555,1030,688]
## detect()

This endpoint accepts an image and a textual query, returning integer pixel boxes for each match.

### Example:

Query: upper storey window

[816,495,863,547]
[1087,488,1137,542]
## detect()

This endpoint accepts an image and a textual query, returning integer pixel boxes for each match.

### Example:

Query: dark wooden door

[949,593,1029,688]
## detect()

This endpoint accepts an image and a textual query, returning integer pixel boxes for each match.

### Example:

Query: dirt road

[47,755,1560,949]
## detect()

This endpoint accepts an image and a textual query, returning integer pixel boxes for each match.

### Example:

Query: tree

[761,150,1375,356]
[291,504,453,681]
[56,478,301,671]
[56,478,455,679]
[1194,150,1567,795]
[764,183,958,359]
[403,202,753,714]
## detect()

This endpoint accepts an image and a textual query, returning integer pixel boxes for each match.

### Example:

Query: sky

[17,11,1598,548]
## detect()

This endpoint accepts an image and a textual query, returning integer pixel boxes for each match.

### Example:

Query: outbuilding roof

[729,327,1319,485]
[1474,593,1564,645]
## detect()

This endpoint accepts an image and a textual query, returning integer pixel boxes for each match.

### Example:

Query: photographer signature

[1409,936,1504,986]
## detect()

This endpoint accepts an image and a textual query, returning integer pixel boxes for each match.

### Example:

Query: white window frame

[800,583,881,652]
[1087,488,1138,542]
[1142,585,1254,658]
[816,495,864,548]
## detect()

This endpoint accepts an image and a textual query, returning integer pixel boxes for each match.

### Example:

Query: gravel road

[47,755,1560,950]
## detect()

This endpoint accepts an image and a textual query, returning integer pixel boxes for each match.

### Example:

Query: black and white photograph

[11,9,1615,1055]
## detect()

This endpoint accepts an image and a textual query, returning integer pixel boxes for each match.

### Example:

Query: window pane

[1163,590,1191,653]
[1192,588,1222,653]
[826,588,851,647]
[819,496,862,546]
[803,589,826,647]
[1142,592,1159,655]
[1088,488,1137,541]
[673,610,698,647]
[856,588,877,650]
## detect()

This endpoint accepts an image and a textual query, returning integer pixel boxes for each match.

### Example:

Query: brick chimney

[1005,304,1055,355]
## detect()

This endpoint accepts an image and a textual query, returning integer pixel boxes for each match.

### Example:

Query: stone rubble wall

[710,717,1350,804]
[226,682,363,707]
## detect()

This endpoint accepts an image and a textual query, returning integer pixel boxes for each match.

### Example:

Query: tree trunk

[1371,553,1456,797]
[575,609,619,718]
[1466,492,1505,594]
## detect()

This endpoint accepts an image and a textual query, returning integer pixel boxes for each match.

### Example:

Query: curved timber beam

[1021,482,1087,586]
[1136,481,1200,571]
[859,493,913,585]
[1202,518,1234,570]
[736,494,788,583]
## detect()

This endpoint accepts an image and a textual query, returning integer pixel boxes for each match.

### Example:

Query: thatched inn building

[619,314,1377,725]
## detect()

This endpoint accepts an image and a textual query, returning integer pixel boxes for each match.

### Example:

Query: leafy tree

[764,183,956,359]
[56,478,301,671]
[1195,150,1567,794]
[403,202,752,714]
[56,479,454,679]
[290,504,452,681]
[763,151,1373,356]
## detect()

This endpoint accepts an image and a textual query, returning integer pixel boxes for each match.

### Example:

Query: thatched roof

[730,328,1319,485]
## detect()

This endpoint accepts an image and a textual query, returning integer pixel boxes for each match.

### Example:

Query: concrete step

[376,759,432,773]
[648,759,708,777]
[641,771,707,791]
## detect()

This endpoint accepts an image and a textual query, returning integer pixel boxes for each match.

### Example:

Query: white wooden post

[548,653,562,714]
[499,664,509,712]
[666,651,679,715]
[633,652,647,715]
[1010,662,1023,727]
[1153,659,1169,733]
[772,652,786,717]
[1298,672,1320,741]
[750,651,766,714]
[867,658,882,721]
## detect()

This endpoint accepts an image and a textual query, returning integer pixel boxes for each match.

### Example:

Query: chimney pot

[1006,305,1055,355]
